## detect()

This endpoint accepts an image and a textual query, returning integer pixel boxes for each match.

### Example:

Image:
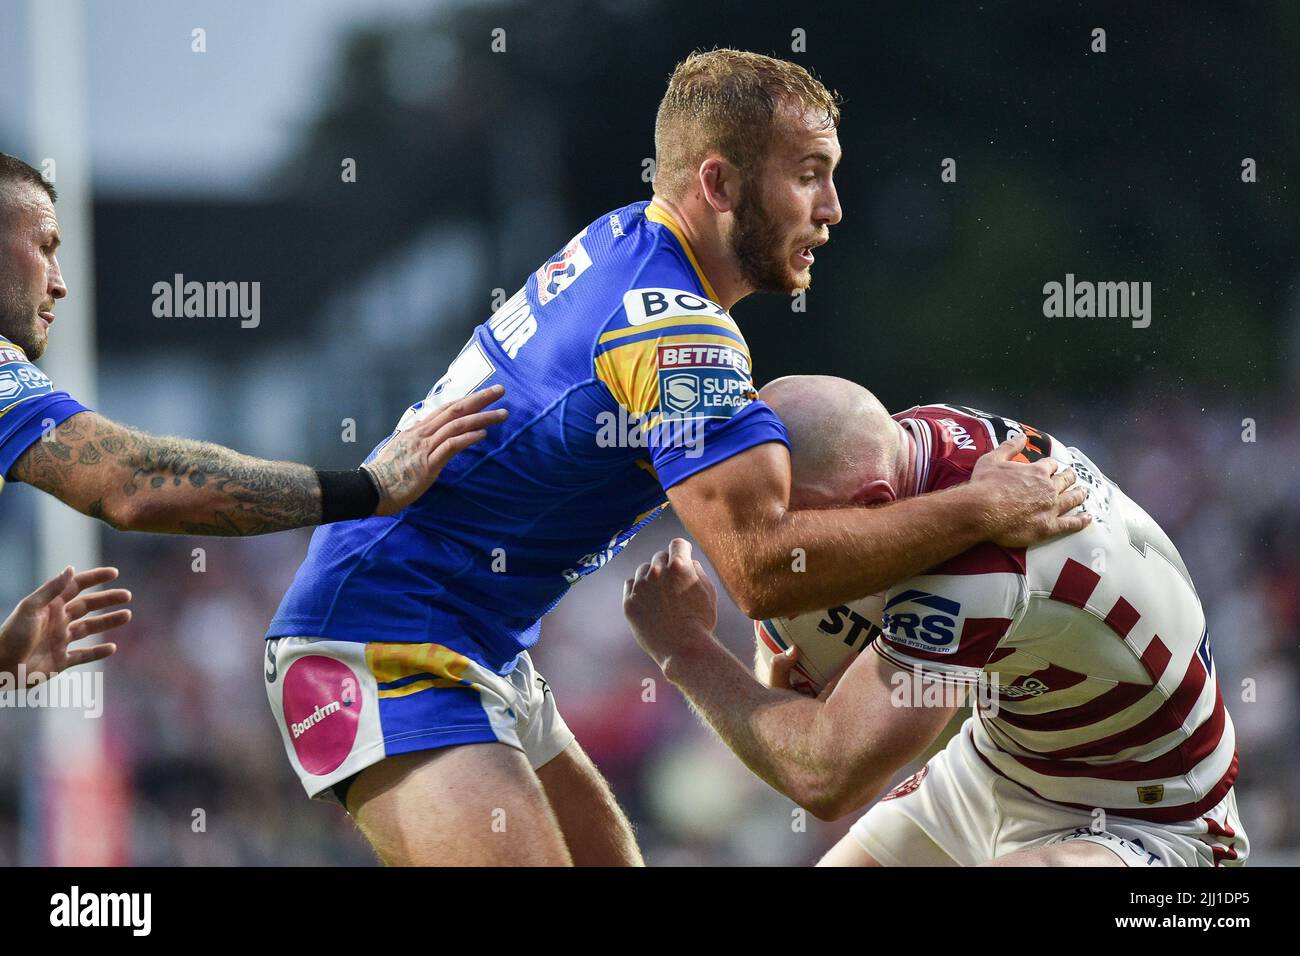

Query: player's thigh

[536,739,644,866]
[818,833,883,867]
[981,840,1125,867]
[348,742,572,867]
[841,737,982,866]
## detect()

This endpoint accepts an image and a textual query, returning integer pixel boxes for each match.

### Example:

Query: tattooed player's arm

[8,386,507,536]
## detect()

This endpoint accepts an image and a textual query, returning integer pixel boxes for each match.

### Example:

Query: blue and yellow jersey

[0,336,89,481]
[269,200,789,670]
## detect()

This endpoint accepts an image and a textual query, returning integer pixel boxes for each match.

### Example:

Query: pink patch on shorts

[282,655,364,776]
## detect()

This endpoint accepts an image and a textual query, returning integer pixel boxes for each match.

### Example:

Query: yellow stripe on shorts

[366,642,475,699]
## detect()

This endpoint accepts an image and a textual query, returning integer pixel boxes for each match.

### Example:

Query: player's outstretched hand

[0,566,132,686]
[623,538,719,670]
[365,384,508,517]
[970,433,1091,548]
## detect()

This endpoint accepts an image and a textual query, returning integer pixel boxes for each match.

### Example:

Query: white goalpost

[23,0,128,867]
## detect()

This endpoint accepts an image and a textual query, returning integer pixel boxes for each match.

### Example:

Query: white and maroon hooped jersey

[873,404,1237,832]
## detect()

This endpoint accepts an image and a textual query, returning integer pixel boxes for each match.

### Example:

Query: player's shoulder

[576,204,749,392]
[894,404,987,445]
[893,403,989,493]
[0,335,57,414]
[0,336,28,361]
[563,200,743,340]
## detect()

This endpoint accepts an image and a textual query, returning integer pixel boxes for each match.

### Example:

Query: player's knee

[536,743,643,866]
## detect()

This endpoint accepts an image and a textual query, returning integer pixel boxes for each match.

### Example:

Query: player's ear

[850,478,896,507]
[699,155,739,213]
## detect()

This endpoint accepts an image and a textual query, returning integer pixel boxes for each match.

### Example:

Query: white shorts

[851,720,1248,866]
[264,637,575,803]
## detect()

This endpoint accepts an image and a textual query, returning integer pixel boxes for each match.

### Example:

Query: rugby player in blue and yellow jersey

[265,50,1089,866]
[0,153,497,565]
[0,153,496,535]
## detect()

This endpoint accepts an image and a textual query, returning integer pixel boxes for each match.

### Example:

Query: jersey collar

[899,418,929,497]
[645,200,722,304]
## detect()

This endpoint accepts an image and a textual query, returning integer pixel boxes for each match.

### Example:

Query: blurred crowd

[1,392,1295,866]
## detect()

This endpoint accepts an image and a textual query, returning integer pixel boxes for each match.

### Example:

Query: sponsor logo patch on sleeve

[656,343,756,421]
[623,288,737,327]
[881,589,962,654]
[0,351,55,411]
[534,228,592,305]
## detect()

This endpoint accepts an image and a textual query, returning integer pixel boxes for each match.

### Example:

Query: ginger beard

[729,171,816,296]
[0,277,47,360]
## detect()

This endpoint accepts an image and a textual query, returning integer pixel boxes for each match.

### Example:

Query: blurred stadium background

[1,0,1297,865]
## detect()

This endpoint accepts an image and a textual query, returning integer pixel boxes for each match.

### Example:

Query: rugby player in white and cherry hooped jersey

[624,375,1245,867]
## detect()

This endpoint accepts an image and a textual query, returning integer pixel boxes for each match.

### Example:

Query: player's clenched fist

[969,433,1091,548]
[364,384,509,516]
[623,538,719,670]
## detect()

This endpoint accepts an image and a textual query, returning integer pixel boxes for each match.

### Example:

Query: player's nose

[49,256,68,299]
[816,182,842,227]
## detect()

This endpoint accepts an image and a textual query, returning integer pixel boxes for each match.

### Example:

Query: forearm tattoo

[11,412,322,536]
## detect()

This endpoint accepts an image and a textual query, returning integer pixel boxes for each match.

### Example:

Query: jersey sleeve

[872,570,1023,685]
[0,341,90,479]
[593,288,788,489]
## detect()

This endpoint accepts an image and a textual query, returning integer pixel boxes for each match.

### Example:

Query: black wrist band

[316,468,381,523]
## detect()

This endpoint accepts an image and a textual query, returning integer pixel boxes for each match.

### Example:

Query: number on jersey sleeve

[394,337,496,435]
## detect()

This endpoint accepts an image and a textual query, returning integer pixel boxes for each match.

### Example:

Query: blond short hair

[653,49,841,199]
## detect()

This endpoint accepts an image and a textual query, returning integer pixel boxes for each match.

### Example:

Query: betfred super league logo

[655,343,754,421]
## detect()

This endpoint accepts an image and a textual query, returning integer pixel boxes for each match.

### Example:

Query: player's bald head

[759,375,902,509]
